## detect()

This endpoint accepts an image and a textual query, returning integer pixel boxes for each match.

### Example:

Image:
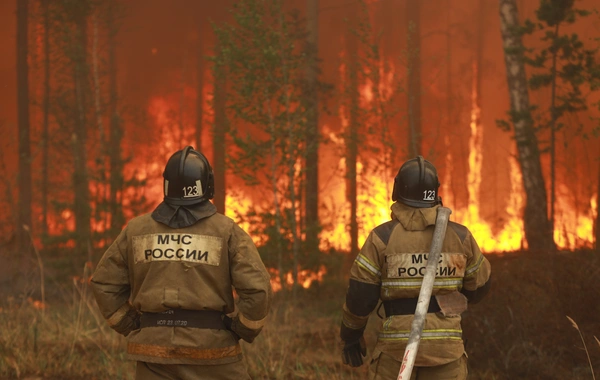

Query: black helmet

[163,146,214,205]
[392,155,440,208]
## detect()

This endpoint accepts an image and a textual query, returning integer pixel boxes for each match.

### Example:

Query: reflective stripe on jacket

[342,202,491,367]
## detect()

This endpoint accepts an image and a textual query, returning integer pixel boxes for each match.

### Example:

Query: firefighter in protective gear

[340,156,491,380]
[91,146,272,380]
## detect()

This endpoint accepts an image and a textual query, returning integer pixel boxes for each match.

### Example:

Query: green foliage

[497,1,600,138]
[213,0,322,282]
[523,1,600,136]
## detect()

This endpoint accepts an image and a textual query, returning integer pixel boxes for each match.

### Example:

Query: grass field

[0,250,599,379]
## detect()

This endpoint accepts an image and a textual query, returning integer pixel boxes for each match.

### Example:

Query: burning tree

[498,0,554,252]
[214,0,320,293]
[521,0,600,244]
[498,0,600,251]
[13,0,139,266]
[340,0,401,255]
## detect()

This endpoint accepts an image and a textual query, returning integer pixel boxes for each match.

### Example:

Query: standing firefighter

[91,146,272,380]
[340,156,491,379]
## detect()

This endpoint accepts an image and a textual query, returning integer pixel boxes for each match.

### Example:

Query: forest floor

[0,249,599,379]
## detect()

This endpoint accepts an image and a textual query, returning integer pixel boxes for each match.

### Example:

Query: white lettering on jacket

[132,233,223,266]
[384,252,466,278]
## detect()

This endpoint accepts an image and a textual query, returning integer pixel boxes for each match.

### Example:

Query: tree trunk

[213,47,227,214]
[42,0,51,238]
[467,0,485,217]
[196,21,205,152]
[549,23,559,245]
[17,0,32,250]
[92,11,106,238]
[499,0,554,252]
[346,4,359,256]
[304,0,320,252]
[108,0,124,233]
[596,152,599,251]
[406,0,422,157]
[72,11,91,255]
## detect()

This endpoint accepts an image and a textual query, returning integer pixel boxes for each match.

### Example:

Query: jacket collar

[151,200,217,228]
[391,201,439,231]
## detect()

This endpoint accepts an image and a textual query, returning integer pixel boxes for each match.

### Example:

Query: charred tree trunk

[72,11,91,255]
[213,47,227,214]
[346,4,359,256]
[196,21,205,152]
[17,0,32,250]
[499,0,554,252]
[406,0,422,157]
[108,0,124,233]
[304,0,320,252]
[42,0,51,238]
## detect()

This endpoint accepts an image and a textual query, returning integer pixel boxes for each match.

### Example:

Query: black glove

[342,336,367,367]
[222,314,241,341]
[113,307,140,337]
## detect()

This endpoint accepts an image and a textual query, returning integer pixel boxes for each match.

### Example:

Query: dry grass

[0,250,599,379]
[0,287,133,379]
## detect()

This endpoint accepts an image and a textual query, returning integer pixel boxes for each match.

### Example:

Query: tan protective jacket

[342,202,491,367]
[91,211,272,365]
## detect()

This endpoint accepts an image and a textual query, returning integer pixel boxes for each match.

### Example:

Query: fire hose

[397,206,452,380]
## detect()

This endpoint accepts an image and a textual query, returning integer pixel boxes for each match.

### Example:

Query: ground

[0,249,598,379]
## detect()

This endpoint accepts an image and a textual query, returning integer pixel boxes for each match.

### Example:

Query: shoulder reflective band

[465,254,484,277]
[356,254,381,278]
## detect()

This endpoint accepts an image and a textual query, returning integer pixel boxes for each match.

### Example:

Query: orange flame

[140,57,595,264]
[268,265,327,293]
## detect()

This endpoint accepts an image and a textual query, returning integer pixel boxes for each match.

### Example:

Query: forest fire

[3,1,600,379]
[1,0,598,289]
[135,55,596,262]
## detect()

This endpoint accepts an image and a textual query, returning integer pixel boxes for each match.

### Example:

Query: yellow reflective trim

[382,278,463,289]
[342,317,367,330]
[379,328,462,341]
[342,304,369,329]
[465,255,484,277]
[358,254,380,270]
[382,329,462,334]
[355,254,381,277]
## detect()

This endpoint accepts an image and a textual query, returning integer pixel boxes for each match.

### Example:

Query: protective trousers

[368,353,468,380]
[135,360,252,380]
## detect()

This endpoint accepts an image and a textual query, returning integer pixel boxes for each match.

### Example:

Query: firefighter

[339,156,491,379]
[91,146,272,380]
